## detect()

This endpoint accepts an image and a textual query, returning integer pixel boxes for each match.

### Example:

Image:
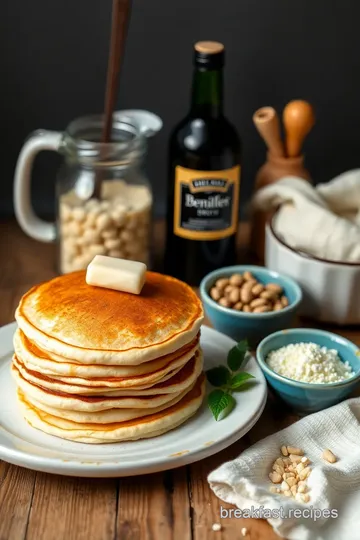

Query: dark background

[1,0,360,220]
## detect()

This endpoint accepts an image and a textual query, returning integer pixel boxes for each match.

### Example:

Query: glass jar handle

[14,129,62,242]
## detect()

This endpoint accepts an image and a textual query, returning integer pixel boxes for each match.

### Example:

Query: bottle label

[173,165,240,240]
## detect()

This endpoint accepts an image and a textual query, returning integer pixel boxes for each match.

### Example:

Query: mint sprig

[206,340,255,421]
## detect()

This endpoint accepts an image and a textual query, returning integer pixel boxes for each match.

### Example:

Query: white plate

[0,322,267,477]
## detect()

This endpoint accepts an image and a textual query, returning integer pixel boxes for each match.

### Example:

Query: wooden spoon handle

[253,107,285,158]
[283,100,315,157]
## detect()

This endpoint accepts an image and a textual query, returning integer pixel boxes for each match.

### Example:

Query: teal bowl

[200,265,302,346]
[257,328,360,413]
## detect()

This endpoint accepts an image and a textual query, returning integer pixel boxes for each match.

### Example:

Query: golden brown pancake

[18,374,206,443]
[12,350,202,396]
[14,328,200,379]
[15,271,204,365]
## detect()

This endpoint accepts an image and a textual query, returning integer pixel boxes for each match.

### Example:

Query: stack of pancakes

[11,271,205,443]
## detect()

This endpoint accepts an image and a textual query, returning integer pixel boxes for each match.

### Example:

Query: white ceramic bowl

[265,219,360,325]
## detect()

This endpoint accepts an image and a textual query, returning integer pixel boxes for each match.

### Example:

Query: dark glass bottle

[165,41,242,285]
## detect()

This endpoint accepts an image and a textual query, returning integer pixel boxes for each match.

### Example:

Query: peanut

[240,283,254,304]
[322,449,337,464]
[224,285,234,296]
[229,274,243,286]
[253,305,272,313]
[287,447,304,456]
[281,295,289,307]
[210,288,221,301]
[281,481,290,491]
[299,467,311,480]
[289,454,302,464]
[269,472,282,484]
[207,272,289,314]
[219,297,231,308]
[228,288,241,304]
[286,477,298,487]
[252,283,265,296]
[215,278,229,291]
[250,297,268,308]
[281,446,289,457]
[266,283,283,294]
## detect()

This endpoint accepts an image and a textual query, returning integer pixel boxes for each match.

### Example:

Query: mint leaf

[227,340,250,372]
[230,372,255,390]
[208,390,236,421]
[206,366,231,387]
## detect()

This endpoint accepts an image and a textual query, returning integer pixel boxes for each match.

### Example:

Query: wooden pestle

[283,100,315,158]
[253,107,285,158]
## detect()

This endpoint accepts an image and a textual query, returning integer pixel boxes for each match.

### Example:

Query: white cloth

[208,398,360,540]
[252,170,360,262]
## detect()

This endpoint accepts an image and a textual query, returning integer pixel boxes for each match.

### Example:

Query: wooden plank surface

[0,220,359,540]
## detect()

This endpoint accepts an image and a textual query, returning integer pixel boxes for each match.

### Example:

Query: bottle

[165,41,242,285]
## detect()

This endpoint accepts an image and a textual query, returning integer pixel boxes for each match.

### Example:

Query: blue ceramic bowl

[200,265,302,346]
[257,328,360,413]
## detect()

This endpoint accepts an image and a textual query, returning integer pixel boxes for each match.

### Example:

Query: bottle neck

[190,67,223,118]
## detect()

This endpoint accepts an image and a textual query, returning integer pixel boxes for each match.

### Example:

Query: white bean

[72,207,86,222]
[60,203,71,222]
[101,229,117,240]
[87,244,107,256]
[108,249,123,258]
[66,221,82,236]
[104,238,122,250]
[95,213,112,232]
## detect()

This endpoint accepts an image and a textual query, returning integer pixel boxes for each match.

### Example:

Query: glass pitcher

[14,110,162,274]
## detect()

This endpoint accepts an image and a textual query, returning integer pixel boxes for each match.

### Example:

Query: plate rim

[0,322,267,477]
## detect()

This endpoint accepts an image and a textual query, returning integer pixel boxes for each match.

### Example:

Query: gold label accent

[173,165,240,240]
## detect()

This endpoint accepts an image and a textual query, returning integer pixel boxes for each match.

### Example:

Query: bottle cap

[194,41,225,69]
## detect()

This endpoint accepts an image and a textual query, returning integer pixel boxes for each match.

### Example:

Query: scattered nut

[289,454,302,464]
[212,523,222,532]
[287,447,303,456]
[269,472,282,484]
[299,466,311,481]
[322,449,337,464]
[241,527,248,537]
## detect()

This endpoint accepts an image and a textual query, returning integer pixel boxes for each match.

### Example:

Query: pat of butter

[86,255,147,295]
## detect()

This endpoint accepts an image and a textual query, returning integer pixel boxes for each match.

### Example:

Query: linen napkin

[208,397,360,540]
[252,171,360,262]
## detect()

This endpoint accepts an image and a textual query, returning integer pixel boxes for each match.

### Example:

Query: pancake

[12,364,189,411]
[15,271,204,365]
[12,350,203,396]
[21,380,196,423]
[14,329,200,378]
[18,373,206,443]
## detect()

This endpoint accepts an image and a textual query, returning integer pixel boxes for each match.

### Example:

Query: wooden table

[0,220,359,540]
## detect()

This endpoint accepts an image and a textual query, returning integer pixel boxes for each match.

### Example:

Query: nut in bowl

[256,328,360,413]
[200,265,302,346]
